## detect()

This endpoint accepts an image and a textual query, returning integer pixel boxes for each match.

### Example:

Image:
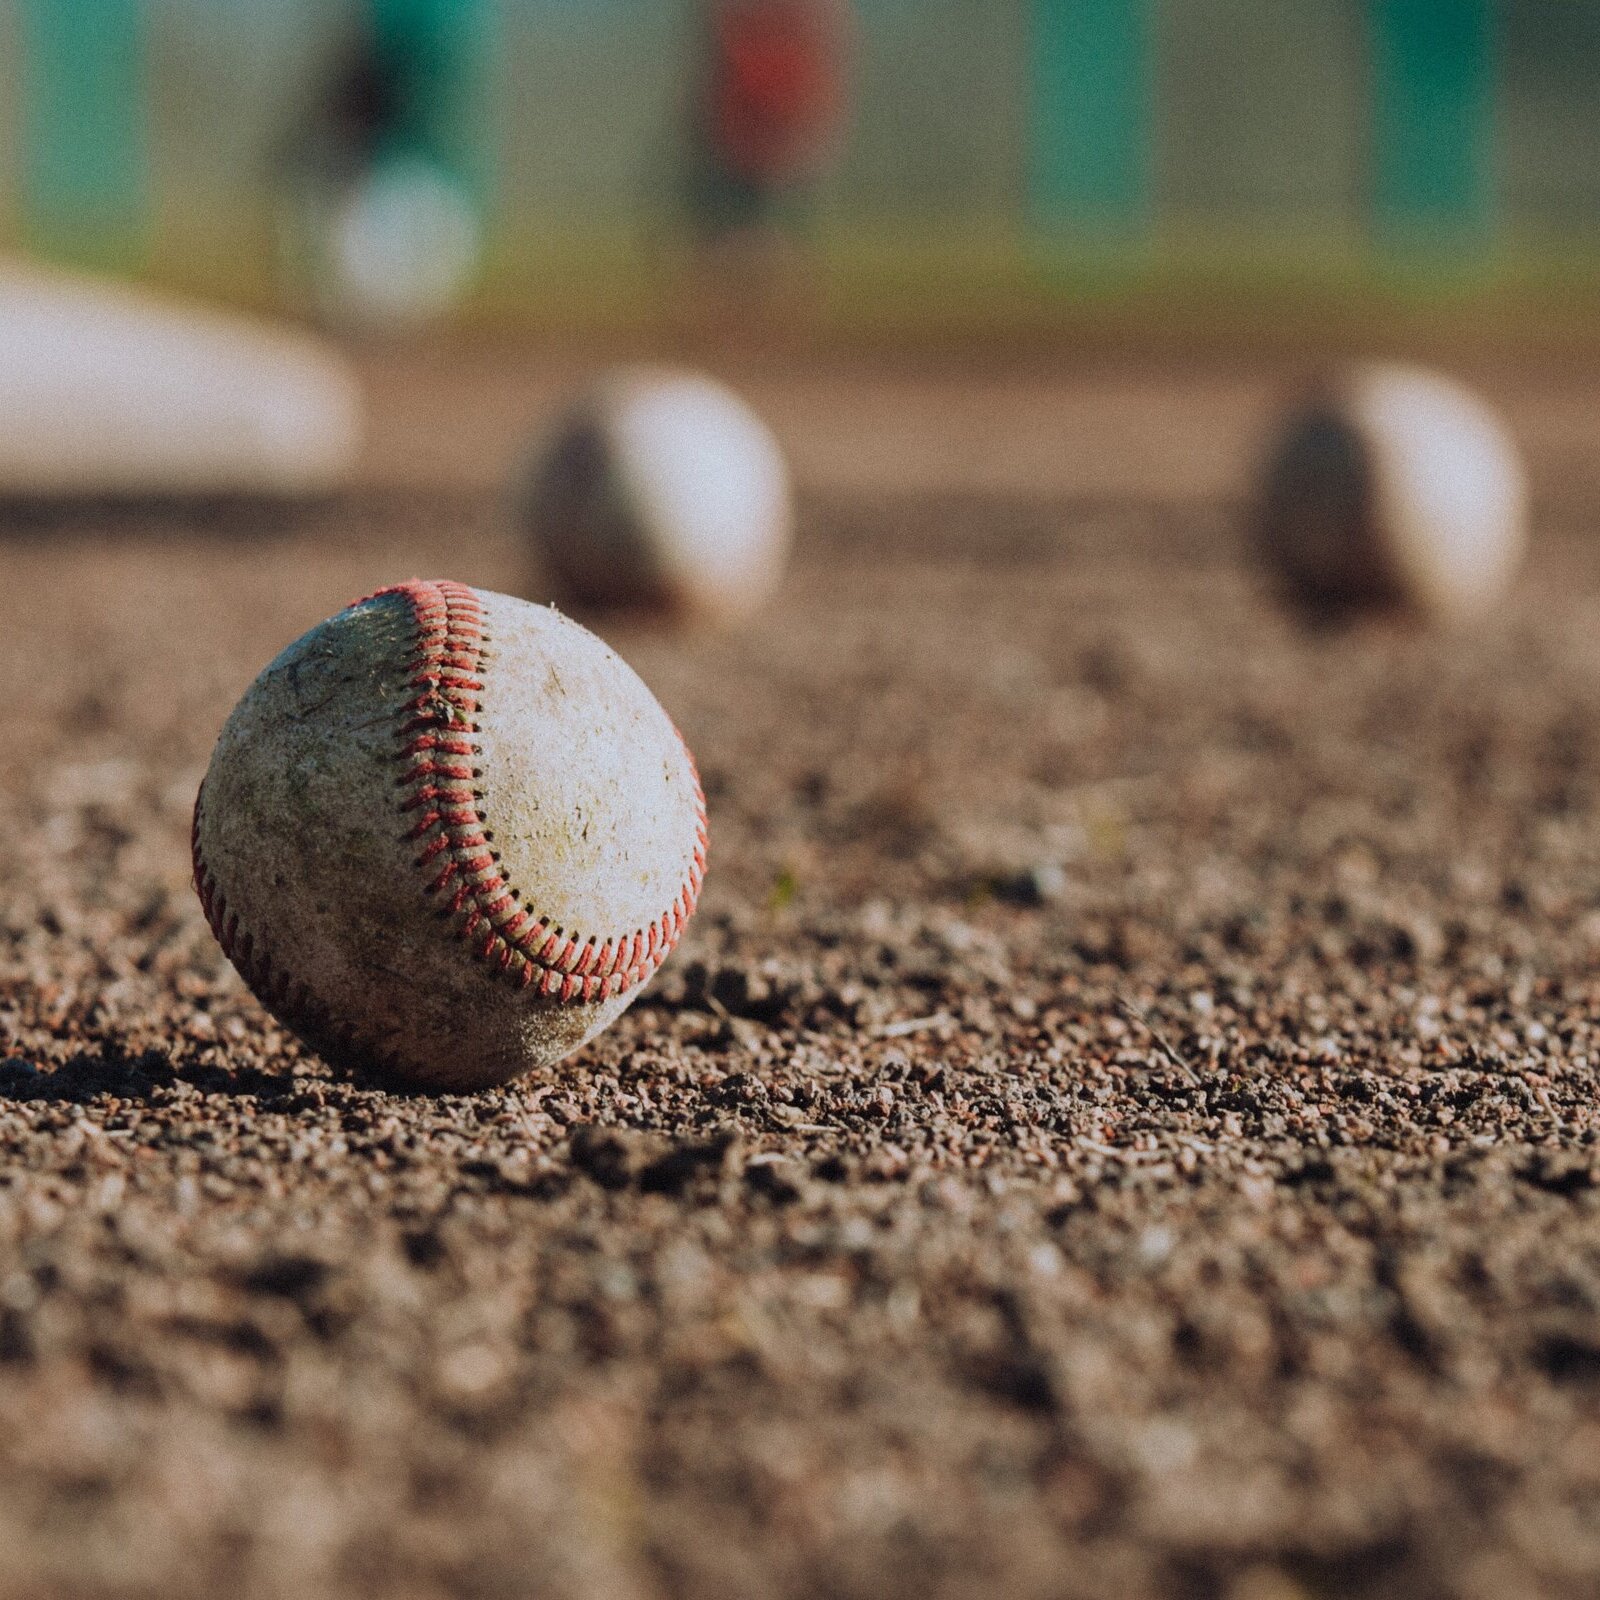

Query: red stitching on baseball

[376,580,705,1002]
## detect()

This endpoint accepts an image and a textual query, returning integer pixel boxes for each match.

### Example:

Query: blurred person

[684,0,853,326]
[277,3,481,333]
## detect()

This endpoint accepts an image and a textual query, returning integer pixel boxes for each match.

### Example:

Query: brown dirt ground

[3,355,1600,1600]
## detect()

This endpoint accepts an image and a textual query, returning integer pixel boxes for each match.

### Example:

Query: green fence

[1,0,1597,324]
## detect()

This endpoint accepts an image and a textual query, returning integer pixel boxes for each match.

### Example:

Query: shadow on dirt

[0,1044,305,1105]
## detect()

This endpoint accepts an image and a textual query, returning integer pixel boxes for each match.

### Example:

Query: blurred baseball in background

[294,151,482,334]
[1256,362,1528,626]
[522,367,794,625]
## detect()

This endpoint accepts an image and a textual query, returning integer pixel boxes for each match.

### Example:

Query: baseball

[523,367,793,623]
[1256,362,1527,624]
[192,580,706,1092]
[318,154,482,333]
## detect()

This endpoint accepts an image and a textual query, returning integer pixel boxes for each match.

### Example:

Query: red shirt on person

[704,0,851,185]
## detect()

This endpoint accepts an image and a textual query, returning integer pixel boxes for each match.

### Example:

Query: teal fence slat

[370,0,497,202]
[1028,0,1150,236]
[18,0,147,260]
[1370,0,1495,241]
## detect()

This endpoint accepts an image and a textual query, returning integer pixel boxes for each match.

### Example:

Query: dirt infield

[4,357,1600,1599]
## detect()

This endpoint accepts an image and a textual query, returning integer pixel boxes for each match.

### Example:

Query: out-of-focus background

[6,0,1600,344]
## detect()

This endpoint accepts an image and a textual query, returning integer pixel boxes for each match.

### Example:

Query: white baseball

[322,154,482,333]
[193,581,706,1092]
[1257,362,1527,623]
[524,367,793,623]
